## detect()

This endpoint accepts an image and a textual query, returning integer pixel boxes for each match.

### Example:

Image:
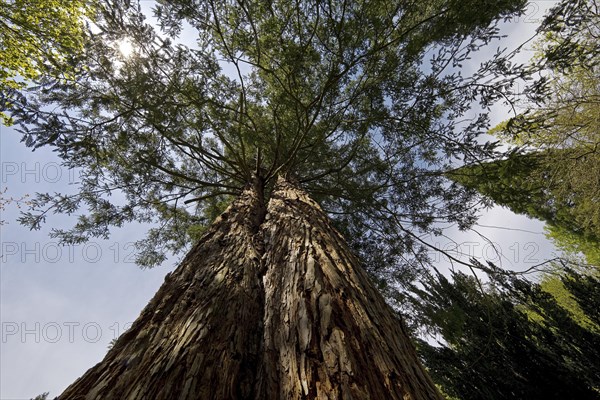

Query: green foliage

[540,272,600,333]
[11,0,526,268]
[449,148,600,251]
[537,0,599,74]
[0,187,31,225]
[0,0,93,124]
[410,265,600,399]
[545,225,600,266]
[454,0,600,268]
[30,393,49,400]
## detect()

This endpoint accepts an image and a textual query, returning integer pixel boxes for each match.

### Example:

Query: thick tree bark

[58,177,442,400]
[257,178,441,399]
[59,185,267,399]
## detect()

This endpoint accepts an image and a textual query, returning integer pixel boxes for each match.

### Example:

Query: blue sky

[0,1,560,398]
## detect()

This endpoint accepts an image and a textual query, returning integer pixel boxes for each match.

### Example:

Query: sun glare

[118,39,135,58]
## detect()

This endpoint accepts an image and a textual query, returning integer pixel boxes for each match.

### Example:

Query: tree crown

[11,0,526,267]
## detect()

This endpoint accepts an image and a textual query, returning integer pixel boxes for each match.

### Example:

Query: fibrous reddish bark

[59,185,267,399]
[58,177,442,400]
[258,179,441,399]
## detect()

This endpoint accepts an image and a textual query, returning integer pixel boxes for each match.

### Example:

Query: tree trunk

[257,178,441,399]
[58,177,442,400]
[59,185,267,399]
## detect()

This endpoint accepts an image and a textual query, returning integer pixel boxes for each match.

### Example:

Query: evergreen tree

[59,178,444,399]
[450,0,600,266]
[449,148,600,255]
[410,265,600,399]
[7,0,530,397]
[11,0,524,271]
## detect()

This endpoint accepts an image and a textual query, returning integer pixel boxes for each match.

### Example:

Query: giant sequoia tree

[8,0,528,398]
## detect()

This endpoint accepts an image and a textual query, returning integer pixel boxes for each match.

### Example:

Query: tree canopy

[10,0,526,270]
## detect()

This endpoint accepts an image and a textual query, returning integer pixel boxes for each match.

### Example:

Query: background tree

[545,225,600,266]
[449,148,600,265]
[450,0,600,267]
[428,5,600,394]
[539,262,600,333]
[0,0,93,124]
[409,264,600,399]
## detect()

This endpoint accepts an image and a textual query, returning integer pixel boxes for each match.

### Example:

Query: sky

[0,1,560,398]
